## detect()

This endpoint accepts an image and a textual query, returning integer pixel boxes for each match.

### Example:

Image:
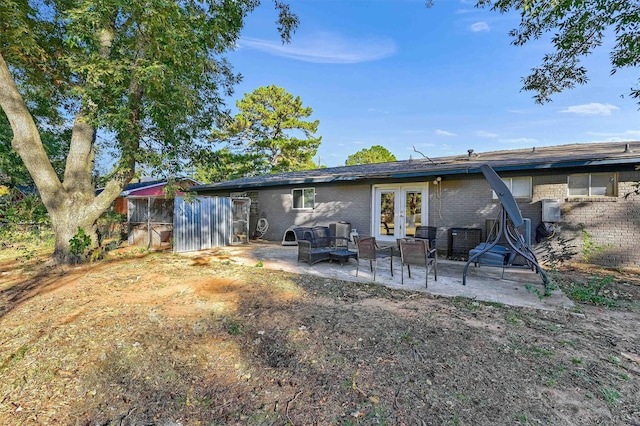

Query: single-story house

[191,142,640,270]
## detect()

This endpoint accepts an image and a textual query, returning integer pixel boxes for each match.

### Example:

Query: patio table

[377,245,399,258]
[329,249,358,266]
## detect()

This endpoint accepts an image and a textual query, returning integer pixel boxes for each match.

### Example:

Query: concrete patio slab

[185,242,574,311]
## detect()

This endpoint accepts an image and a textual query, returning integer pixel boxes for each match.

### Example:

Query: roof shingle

[192,141,640,191]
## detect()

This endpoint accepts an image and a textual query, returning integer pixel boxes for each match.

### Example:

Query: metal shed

[173,196,234,253]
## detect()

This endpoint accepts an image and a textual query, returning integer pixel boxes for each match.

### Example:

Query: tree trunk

[50,206,100,264]
[0,53,127,264]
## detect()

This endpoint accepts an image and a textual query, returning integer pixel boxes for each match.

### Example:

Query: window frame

[567,172,617,197]
[292,187,315,210]
[492,176,532,199]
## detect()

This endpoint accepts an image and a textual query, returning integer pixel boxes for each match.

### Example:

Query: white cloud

[470,22,490,32]
[498,137,538,144]
[475,130,498,138]
[238,33,396,64]
[435,129,456,137]
[560,103,620,116]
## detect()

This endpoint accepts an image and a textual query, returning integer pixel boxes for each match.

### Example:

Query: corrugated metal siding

[173,196,232,253]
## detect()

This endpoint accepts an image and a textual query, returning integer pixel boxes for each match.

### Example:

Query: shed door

[231,198,251,244]
[173,196,233,253]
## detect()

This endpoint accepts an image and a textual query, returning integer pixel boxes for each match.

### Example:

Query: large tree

[204,85,321,177]
[0,0,298,263]
[476,0,640,105]
[190,148,262,184]
[345,145,396,166]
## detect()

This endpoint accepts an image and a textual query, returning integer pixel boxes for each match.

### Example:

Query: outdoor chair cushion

[470,243,510,266]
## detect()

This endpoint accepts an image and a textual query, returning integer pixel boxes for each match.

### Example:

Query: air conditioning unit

[541,199,561,222]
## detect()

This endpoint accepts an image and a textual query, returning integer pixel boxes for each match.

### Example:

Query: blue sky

[223,0,640,168]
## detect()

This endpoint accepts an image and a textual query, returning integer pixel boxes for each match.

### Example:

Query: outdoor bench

[297,226,352,265]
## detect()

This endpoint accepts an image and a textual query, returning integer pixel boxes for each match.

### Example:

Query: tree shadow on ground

[0,250,155,320]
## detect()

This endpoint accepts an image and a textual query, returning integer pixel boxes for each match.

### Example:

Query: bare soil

[0,247,639,425]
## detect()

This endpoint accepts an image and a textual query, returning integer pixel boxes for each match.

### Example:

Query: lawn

[0,242,639,425]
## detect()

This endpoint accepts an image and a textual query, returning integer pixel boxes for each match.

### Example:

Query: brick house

[192,142,640,270]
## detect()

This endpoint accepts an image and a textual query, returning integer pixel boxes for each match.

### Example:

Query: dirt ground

[0,246,639,425]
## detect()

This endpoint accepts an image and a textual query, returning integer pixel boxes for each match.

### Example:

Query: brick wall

[201,168,640,269]
[429,170,640,269]
[428,175,496,253]
[547,171,640,269]
[255,183,372,242]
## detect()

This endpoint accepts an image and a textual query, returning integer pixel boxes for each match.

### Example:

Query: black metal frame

[462,164,548,287]
[463,208,548,287]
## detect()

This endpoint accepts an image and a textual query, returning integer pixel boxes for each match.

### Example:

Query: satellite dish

[479,164,524,227]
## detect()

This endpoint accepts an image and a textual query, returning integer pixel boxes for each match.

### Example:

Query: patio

[188,241,574,311]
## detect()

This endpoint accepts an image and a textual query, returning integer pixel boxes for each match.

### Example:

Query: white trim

[292,187,315,210]
[371,183,429,242]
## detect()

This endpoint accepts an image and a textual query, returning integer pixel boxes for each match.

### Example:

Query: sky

[221,0,640,168]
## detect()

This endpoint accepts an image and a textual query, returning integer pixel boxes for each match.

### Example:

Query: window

[568,173,616,197]
[493,176,532,199]
[292,188,315,209]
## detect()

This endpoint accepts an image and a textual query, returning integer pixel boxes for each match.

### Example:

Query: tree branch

[0,53,63,201]
[412,145,435,165]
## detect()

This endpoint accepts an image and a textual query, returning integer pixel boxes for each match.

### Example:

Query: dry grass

[0,245,639,425]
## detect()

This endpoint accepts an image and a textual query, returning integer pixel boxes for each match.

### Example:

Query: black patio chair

[415,225,437,248]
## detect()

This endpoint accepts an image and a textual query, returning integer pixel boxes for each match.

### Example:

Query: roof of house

[96,178,200,197]
[192,141,640,192]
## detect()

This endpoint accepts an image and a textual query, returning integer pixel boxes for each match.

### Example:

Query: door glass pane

[379,191,395,236]
[405,191,422,237]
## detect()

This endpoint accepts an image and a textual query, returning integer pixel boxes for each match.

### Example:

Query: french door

[373,184,428,242]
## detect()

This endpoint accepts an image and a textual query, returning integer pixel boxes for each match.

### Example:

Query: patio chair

[398,238,437,287]
[355,236,393,281]
[415,225,437,248]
